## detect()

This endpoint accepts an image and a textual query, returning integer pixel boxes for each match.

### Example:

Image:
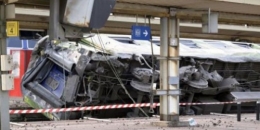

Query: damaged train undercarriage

[21,34,260,120]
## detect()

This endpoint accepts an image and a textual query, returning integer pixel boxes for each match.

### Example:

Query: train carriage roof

[79,34,260,63]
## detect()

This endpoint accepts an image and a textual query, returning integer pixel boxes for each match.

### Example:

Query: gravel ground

[10,114,260,130]
[10,97,30,109]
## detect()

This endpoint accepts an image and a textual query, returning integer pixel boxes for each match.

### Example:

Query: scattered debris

[210,112,236,117]
[83,117,112,123]
[21,34,260,120]
[152,115,160,118]
[10,122,25,127]
[188,118,197,126]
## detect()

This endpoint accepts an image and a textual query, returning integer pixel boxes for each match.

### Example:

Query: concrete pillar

[0,5,10,130]
[160,16,180,123]
[168,16,180,121]
[160,17,168,121]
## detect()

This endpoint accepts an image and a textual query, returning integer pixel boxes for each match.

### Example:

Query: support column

[160,17,169,121]
[159,16,180,123]
[0,5,10,130]
[168,16,180,122]
[237,102,241,122]
[256,101,260,121]
[49,0,60,40]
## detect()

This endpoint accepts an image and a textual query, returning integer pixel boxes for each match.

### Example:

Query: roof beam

[5,0,18,4]
[113,2,169,17]
[11,20,260,43]
[97,27,260,43]
[107,15,260,33]
[176,10,260,25]
[2,0,49,6]
[6,1,260,25]
[114,3,260,25]
[11,11,260,35]
[213,0,260,6]
[14,14,48,22]
[3,2,260,42]
[8,7,260,40]
[19,21,47,30]
[12,5,260,26]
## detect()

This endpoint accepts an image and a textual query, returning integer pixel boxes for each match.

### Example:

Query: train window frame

[180,40,201,49]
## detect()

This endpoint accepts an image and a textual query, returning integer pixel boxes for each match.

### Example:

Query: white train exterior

[10,34,260,120]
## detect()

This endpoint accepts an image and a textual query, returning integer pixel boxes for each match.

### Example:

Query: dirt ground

[10,114,260,130]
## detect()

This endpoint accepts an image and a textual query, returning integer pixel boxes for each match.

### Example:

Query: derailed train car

[21,34,260,120]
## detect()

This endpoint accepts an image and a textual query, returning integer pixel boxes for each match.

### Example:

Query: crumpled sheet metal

[179,40,260,63]
[31,34,260,70]
[131,68,159,83]
[130,80,151,93]
[82,34,260,63]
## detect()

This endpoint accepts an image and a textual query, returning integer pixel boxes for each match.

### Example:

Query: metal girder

[7,14,260,43]
[9,8,260,36]
[113,2,169,17]
[3,0,260,13]
[4,0,18,4]
[180,33,260,43]
[14,20,260,43]
[95,27,260,43]
[113,3,260,25]
[117,0,260,15]
[19,21,47,29]
[2,0,49,6]
[14,14,48,22]
[176,10,260,25]
[5,2,260,25]
[2,3,260,42]
[97,27,158,35]
[214,0,260,5]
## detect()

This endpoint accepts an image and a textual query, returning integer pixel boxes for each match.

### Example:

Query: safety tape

[9,101,255,114]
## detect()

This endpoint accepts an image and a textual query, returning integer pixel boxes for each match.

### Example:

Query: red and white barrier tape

[9,101,254,114]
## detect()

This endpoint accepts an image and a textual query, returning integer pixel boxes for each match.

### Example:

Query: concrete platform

[9,97,30,109]
[10,114,259,130]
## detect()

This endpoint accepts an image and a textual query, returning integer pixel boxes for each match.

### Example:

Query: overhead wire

[51,29,154,118]
[58,40,68,120]
[148,16,156,113]
[96,32,149,117]
[237,79,260,85]
[93,30,150,117]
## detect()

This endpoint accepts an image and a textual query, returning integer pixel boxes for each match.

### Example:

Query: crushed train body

[21,34,260,120]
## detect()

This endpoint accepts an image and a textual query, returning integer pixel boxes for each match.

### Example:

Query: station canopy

[2,0,260,42]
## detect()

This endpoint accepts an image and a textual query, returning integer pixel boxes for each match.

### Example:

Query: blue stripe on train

[7,37,37,50]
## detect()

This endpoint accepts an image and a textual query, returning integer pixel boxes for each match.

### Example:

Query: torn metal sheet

[132,68,159,83]
[130,80,151,93]
[61,0,116,28]
[21,33,260,120]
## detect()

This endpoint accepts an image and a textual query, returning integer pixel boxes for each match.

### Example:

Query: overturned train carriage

[21,34,260,120]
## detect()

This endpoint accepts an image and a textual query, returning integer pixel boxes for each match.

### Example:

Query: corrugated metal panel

[62,0,94,27]
[61,0,116,28]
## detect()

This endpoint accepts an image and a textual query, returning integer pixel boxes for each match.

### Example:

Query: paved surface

[10,97,30,109]
[10,114,260,130]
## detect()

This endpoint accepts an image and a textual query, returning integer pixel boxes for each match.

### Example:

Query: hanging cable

[148,16,155,113]
[94,30,149,117]
[96,33,149,117]
[144,15,147,26]
[136,14,138,25]
[140,56,153,69]
[60,41,68,120]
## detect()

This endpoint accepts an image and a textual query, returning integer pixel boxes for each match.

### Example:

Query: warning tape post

[9,101,255,114]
